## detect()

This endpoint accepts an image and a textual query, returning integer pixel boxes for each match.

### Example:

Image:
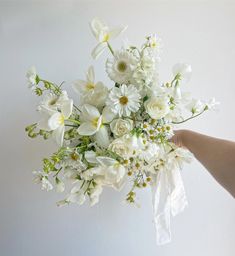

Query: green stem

[65,124,78,128]
[67,118,80,125]
[73,104,81,112]
[107,42,114,55]
[53,167,62,177]
[40,79,62,95]
[172,109,206,124]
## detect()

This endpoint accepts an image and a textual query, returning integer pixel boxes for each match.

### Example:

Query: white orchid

[73,66,108,108]
[90,17,127,59]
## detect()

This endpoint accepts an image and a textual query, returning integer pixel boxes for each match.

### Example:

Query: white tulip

[90,17,127,59]
[73,66,108,108]
[78,104,114,148]
[49,99,73,146]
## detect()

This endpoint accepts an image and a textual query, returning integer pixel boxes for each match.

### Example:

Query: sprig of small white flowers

[26,17,219,207]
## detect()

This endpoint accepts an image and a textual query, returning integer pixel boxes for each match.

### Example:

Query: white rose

[108,137,133,158]
[110,118,133,137]
[144,96,170,119]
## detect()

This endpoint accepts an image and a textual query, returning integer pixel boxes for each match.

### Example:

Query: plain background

[0,0,234,255]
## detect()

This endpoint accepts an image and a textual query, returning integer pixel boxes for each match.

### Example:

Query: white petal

[102,106,116,123]
[48,113,63,130]
[61,99,73,118]
[52,126,65,146]
[86,66,95,82]
[90,17,107,39]
[109,26,128,39]
[80,104,100,122]
[91,42,107,59]
[73,80,87,94]
[85,151,98,164]
[96,156,117,166]
[95,126,110,148]
[77,122,98,136]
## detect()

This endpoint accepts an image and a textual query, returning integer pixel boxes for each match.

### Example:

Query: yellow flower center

[119,96,128,105]
[92,117,99,127]
[70,153,79,161]
[58,114,65,125]
[86,82,95,90]
[117,61,127,72]
[103,33,110,42]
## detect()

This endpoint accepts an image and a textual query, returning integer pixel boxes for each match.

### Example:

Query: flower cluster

[26,18,218,208]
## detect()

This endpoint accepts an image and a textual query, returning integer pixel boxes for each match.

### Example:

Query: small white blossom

[26,66,38,88]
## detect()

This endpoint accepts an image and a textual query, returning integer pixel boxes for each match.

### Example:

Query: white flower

[78,104,115,148]
[38,98,73,146]
[108,136,133,158]
[38,90,70,111]
[49,101,73,146]
[96,157,126,190]
[33,171,53,191]
[146,34,162,51]
[55,178,65,193]
[89,184,103,206]
[67,187,86,205]
[186,98,204,114]
[90,17,127,59]
[167,147,193,169]
[110,118,133,137]
[26,66,38,88]
[172,63,192,83]
[106,84,141,117]
[144,96,170,119]
[73,66,108,108]
[206,98,220,111]
[140,142,160,162]
[106,49,137,84]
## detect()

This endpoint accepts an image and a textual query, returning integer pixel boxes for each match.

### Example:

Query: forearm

[177,130,235,197]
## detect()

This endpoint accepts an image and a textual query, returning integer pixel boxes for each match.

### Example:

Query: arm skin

[171,130,235,198]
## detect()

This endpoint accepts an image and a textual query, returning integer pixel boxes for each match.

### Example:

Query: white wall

[0,1,234,255]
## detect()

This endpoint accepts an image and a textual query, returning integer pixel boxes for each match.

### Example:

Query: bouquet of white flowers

[25,18,218,245]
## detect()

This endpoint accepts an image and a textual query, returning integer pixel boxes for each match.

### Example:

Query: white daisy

[106,50,137,84]
[106,84,141,117]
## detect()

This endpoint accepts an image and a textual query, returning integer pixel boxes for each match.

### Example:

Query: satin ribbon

[152,166,188,245]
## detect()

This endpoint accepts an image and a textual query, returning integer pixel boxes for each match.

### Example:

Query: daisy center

[119,96,128,105]
[70,153,79,161]
[49,98,58,106]
[117,61,127,72]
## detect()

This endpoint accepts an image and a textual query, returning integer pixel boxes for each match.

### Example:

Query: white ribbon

[152,166,188,245]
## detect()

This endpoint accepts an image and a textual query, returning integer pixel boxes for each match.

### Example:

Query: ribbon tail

[152,169,171,245]
[168,166,188,217]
